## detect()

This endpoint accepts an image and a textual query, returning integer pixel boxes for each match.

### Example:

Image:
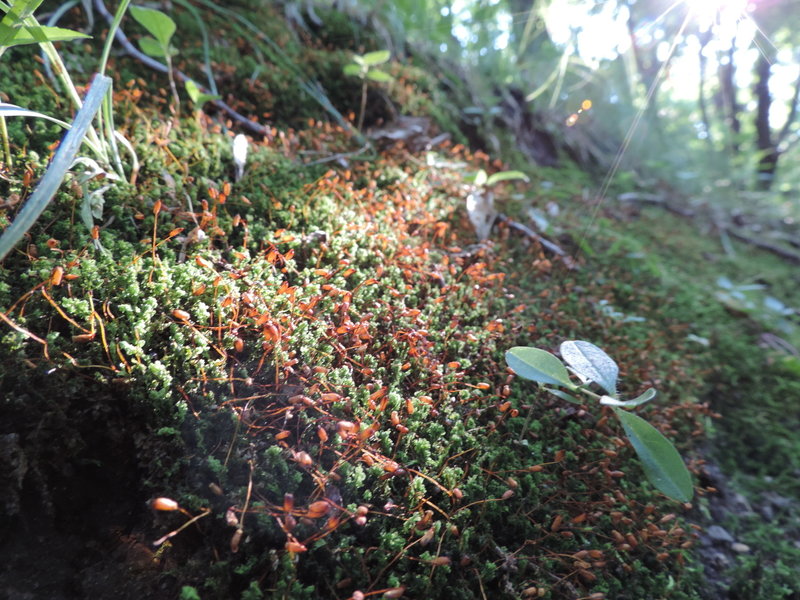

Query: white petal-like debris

[466,189,496,241]
[233,134,248,181]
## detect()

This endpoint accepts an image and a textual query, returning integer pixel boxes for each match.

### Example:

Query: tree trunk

[718,44,741,155]
[754,53,779,190]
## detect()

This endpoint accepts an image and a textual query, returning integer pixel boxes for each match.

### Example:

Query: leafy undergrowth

[1,4,782,600]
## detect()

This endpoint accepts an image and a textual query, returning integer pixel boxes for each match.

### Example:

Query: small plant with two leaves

[129,5,182,112]
[465,168,528,240]
[506,340,693,502]
[343,49,393,132]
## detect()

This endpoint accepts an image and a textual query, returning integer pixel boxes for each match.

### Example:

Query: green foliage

[506,340,693,502]
[0,75,111,261]
[129,5,176,57]
[185,79,220,106]
[179,586,202,600]
[0,0,88,54]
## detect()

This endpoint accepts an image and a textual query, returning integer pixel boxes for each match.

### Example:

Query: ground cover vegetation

[1,1,799,599]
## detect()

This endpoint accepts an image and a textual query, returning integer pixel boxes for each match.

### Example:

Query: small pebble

[707,525,734,545]
[731,542,751,553]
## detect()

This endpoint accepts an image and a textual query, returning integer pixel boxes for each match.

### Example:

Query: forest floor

[1,3,799,600]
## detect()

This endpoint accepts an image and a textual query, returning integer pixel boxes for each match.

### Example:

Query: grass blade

[0,74,111,261]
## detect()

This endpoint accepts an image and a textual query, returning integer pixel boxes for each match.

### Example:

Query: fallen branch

[94,0,270,138]
[724,226,800,264]
[617,192,695,217]
[619,191,800,263]
[497,214,578,269]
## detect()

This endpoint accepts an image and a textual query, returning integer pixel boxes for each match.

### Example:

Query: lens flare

[689,0,751,31]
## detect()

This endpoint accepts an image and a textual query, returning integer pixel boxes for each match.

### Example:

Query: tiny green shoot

[343,49,393,132]
[129,5,180,112]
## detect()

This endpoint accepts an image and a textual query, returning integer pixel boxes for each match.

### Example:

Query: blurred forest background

[366,0,800,218]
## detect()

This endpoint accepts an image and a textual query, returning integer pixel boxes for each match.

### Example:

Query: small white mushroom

[232,133,248,181]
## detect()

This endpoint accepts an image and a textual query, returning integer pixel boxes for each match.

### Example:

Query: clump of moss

[0,6,726,600]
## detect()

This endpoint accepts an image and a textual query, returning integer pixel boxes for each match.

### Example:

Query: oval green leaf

[366,69,393,83]
[137,35,164,58]
[361,49,390,66]
[343,63,362,77]
[185,79,220,105]
[129,5,175,50]
[559,340,618,396]
[613,408,693,502]
[506,347,572,387]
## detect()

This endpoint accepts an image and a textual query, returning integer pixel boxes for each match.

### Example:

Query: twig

[301,144,372,166]
[725,226,800,264]
[497,214,566,256]
[617,192,695,217]
[94,0,270,138]
[497,214,578,270]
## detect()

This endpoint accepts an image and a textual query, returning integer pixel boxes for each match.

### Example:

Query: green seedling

[129,5,181,111]
[343,49,393,132]
[184,79,220,107]
[469,169,529,188]
[465,169,529,240]
[506,340,694,502]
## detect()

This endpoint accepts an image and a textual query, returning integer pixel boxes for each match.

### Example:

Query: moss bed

[2,3,799,600]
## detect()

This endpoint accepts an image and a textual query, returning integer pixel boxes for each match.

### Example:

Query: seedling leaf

[129,5,175,50]
[506,347,573,387]
[185,79,220,105]
[0,74,112,261]
[485,170,529,186]
[0,102,70,128]
[613,408,693,502]
[137,35,164,58]
[361,49,390,66]
[343,63,362,77]
[560,340,619,396]
[366,69,393,83]
[600,388,656,407]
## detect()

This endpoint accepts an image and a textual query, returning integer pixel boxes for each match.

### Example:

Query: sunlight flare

[687,0,752,31]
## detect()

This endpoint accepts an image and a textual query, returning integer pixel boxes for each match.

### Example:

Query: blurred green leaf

[137,35,164,57]
[485,170,529,186]
[185,79,220,105]
[506,347,573,387]
[343,63,362,77]
[614,408,693,502]
[366,69,393,83]
[129,5,175,50]
[361,49,390,66]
